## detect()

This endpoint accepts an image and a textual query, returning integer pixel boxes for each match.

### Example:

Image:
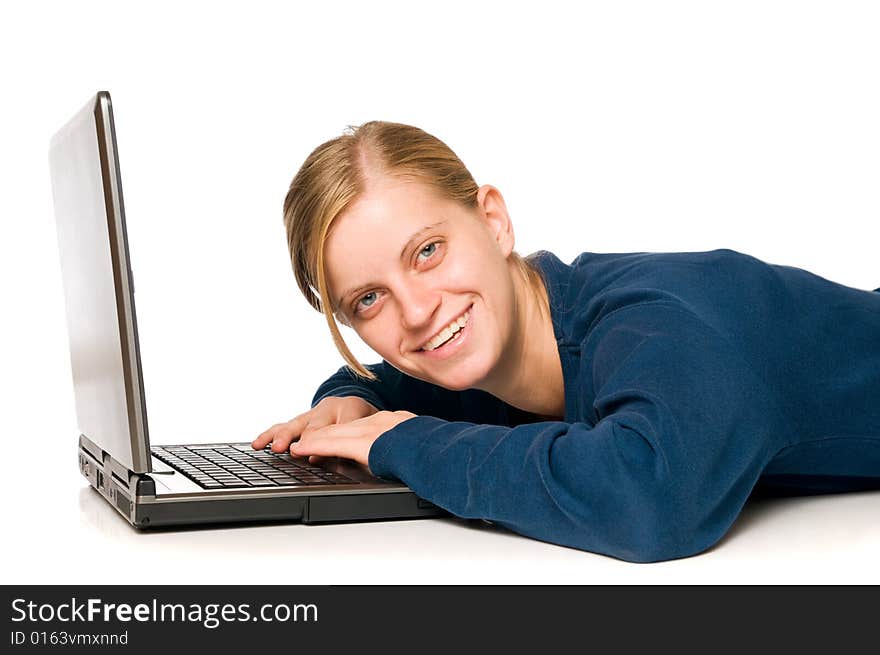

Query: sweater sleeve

[367,303,794,563]
[311,361,534,426]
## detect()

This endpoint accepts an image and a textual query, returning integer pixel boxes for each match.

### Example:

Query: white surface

[6,465,880,584]
[2,0,879,584]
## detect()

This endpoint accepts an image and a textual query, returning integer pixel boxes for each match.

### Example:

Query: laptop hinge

[79,434,155,523]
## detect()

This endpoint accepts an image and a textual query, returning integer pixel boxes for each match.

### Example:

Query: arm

[312,361,532,426]
[258,360,539,461]
[367,305,793,563]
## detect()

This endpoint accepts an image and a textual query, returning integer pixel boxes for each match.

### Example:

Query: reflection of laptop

[49,91,445,528]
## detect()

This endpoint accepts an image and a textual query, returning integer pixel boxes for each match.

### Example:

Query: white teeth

[423,309,470,351]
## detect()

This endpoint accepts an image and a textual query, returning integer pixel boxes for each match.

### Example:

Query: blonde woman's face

[324,177,518,391]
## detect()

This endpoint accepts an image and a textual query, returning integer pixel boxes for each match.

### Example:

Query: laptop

[49,91,446,528]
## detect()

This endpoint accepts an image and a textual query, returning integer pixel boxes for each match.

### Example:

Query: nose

[396,279,440,332]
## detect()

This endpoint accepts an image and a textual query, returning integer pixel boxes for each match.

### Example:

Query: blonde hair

[283,121,549,382]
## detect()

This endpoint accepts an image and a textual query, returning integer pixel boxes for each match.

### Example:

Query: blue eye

[418,242,437,260]
[357,291,378,309]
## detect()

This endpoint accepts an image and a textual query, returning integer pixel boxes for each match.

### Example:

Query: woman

[252,121,880,563]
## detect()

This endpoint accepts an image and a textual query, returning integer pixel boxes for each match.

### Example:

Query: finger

[252,415,308,451]
[291,435,354,459]
[290,424,364,462]
[252,422,290,450]
[288,426,324,463]
[287,423,320,455]
[269,415,312,452]
[272,409,348,451]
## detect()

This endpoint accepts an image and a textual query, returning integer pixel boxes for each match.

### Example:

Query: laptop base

[79,435,447,529]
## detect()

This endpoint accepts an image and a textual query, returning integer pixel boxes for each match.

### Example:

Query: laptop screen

[49,91,152,473]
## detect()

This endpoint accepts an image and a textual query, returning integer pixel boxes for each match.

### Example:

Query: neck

[477,263,565,421]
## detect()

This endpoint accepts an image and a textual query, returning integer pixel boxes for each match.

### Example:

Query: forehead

[334,176,448,235]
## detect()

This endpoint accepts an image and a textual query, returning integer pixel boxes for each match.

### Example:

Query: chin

[433,357,493,392]
[434,376,472,392]
[388,360,476,392]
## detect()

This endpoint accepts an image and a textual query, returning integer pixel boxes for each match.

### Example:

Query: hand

[289,410,418,469]
[252,396,381,465]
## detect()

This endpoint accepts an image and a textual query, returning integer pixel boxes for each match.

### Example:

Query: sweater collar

[529,249,575,348]
[529,250,580,423]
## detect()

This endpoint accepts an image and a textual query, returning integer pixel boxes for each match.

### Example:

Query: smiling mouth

[419,304,472,352]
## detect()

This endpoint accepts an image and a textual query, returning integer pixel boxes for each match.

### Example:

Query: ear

[475,184,515,257]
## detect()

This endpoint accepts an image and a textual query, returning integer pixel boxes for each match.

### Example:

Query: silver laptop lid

[49,91,151,473]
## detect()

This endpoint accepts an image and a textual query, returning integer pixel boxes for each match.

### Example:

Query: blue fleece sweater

[312,249,880,562]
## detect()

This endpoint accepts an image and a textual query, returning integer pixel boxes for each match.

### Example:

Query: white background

[1,0,878,584]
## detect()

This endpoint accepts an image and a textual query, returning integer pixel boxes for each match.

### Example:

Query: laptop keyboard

[151,444,357,489]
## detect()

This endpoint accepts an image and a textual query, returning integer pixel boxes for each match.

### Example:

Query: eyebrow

[335,220,448,311]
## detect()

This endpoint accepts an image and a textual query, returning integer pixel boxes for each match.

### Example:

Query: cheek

[355,315,398,353]
[443,251,489,290]
[457,250,510,302]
